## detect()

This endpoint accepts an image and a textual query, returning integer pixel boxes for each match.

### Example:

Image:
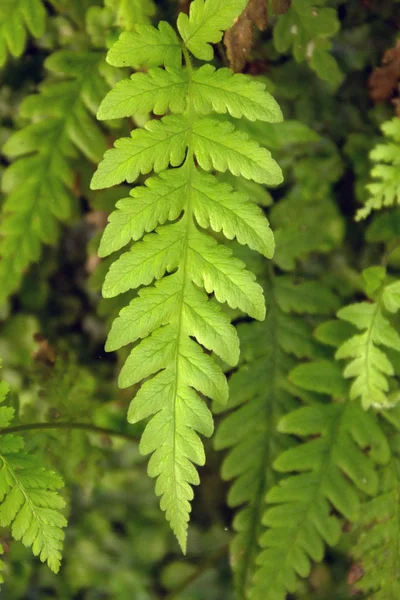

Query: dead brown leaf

[224,0,268,72]
[369,41,400,103]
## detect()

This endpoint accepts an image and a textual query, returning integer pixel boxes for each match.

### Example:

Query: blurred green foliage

[0,0,400,598]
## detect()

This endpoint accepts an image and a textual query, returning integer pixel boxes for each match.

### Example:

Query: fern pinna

[91,0,282,550]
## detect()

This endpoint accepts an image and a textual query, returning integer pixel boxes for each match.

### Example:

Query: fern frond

[92,0,282,551]
[0,0,46,67]
[214,263,335,598]
[357,118,400,220]
[0,369,66,574]
[351,408,400,598]
[0,50,111,301]
[336,266,400,409]
[251,358,390,600]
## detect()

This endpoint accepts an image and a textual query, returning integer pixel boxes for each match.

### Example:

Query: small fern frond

[214,263,336,598]
[336,266,400,409]
[0,0,46,67]
[0,368,67,574]
[357,118,400,220]
[92,0,283,551]
[0,50,111,302]
[251,358,390,600]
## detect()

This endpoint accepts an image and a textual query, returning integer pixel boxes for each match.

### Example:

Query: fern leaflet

[91,0,283,551]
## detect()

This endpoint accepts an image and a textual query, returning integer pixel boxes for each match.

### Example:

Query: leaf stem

[0,422,139,443]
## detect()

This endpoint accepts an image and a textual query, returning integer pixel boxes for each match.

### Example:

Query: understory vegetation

[0,0,400,598]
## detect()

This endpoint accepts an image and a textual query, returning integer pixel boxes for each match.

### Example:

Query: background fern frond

[251,357,390,600]
[357,118,400,220]
[0,50,112,302]
[336,266,400,409]
[0,0,46,67]
[0,368,67,574]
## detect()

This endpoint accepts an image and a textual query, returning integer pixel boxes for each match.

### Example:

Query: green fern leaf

[97,64,282,122]
[336,266,400,409]
[92,0,282,550]
[190,65,282,121]
[0,368,66,574]
[99,169,187,256]
[251,360,390,600]
[106,22,182,69]
[0,0,46,67]
[0,50,111,301]
[191,171,274,257]
[91,115,190,189]
[177,0,247,60]
[192,118,281,184]
[97,69,189,118]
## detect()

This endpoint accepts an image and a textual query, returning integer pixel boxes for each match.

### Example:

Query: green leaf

[91,116,190,189]
[0,0,46,66]
[106,22,182,69]
[103,221,185,297]
[336,272,400,409]
[357,119,400,220]
[93,6,282,549]
[97,68,189,119]
[251,400,389,600]
[192,118,283,185]
[177,0,247,61]
[0,50,109,302]
[274,278,339,314]
[289,360,347,398]
[99,168,187,257]
[188,229,265,320]
[191,171,275,257]
[191,65,283,122]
